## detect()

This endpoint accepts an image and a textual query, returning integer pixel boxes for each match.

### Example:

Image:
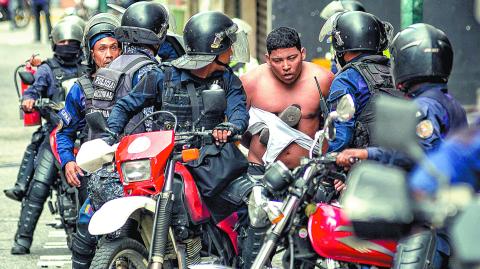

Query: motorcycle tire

[12,0,30,28]
[90,238,148,269]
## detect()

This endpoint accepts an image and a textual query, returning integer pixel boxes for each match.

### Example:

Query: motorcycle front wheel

[90,238,148,269]
[12,0,31,28]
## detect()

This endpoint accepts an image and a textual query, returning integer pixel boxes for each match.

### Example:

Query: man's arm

[414,98,445,152]
[22,64,50,100]
[239,69,255,109]
[326,75,357,152]
[107,69,162,135]
[224,74,249,134]
[55,83,85,167]
[54,84,86,187]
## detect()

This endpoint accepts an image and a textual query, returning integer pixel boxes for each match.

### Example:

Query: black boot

[4,142,39,201]
[12,199,44,254]
[11,242,30,255]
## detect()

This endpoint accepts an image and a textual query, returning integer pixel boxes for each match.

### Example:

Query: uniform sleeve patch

[416,120,434,139]
[59,109,72,125]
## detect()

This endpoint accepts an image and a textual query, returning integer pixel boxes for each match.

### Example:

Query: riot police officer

[9,19,88,255]
[318,11,398,152]
[336,23,468,269]
[337,23,468,167]
[89,1,169,139]
[52,13,122,268]
[106,10,249,142]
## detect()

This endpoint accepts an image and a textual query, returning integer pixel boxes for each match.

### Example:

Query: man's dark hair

[266,27,302,54]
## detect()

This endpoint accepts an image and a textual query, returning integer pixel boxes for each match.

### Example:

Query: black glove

[213,122,240,136]
[101,134,117,146]
[212,122,241,144]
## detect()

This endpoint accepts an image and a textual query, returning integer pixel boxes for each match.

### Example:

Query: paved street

[0,20,72,269]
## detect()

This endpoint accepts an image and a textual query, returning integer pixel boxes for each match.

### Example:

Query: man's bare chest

[252,87,321,118]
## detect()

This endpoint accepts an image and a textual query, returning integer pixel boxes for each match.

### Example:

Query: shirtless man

[238,27,334,268]
[242,26,333,169]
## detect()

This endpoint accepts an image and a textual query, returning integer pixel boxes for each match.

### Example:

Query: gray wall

[271,0,480,105]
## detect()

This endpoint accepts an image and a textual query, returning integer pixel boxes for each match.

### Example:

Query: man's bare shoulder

[240,64,271,92]
[301,62,334,96]
[302,62,334,78]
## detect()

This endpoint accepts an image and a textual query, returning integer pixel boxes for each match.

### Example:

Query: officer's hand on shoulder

[22,99,35,112]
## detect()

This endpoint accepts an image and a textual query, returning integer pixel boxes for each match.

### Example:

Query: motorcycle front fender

[88,196,156,235]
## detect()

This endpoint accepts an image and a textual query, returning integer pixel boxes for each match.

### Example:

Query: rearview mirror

[451,198,480,267]
[18,71,35,85]
[86,111,108,133]
[341,161,413,240]
[374,95,424,160]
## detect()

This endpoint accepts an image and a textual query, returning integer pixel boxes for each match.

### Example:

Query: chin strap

[214,56,233,73]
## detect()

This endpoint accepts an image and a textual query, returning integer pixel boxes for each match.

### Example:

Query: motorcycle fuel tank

[308,203,397,268]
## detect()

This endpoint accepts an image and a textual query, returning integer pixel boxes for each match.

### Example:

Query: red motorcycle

[250,94,397,269]
[80,111,240,269]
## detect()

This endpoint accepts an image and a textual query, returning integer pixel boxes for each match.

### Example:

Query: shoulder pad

[77,75,94,99]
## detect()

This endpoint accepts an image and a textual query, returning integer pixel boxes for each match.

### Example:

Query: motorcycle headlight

[264,161,292,193]
[121,159,151,184]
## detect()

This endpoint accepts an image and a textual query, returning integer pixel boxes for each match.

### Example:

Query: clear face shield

[318,12,342,44]
[212,23,250,63]
[320,1,346,20]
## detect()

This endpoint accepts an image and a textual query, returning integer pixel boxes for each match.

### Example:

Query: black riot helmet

[171,11,250,70]
[83,13,121,68]
[319,11,392,55]
[115,1,169,47]
[390,23,453,90]
[320,0,366,20]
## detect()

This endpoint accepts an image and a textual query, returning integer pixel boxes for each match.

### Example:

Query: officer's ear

[301,47,306,61]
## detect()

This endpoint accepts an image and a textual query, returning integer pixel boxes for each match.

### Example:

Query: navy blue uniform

[54,45,158,168]
[367,83,467,166]
[410,126,480,195]
[327,55,371,152]
[107,67,249,136]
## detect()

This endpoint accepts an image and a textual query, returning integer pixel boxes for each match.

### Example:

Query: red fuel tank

[308,203,397,268]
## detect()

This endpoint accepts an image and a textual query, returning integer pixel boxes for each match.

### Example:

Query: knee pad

[31,128,46,144]
[393,229,437,269]
[33,145,57,185]
[27,180,51,204]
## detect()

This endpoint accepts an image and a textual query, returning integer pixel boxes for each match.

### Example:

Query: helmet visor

[231,30,250,63]
[319,12,342,43]
[171,54,216,70]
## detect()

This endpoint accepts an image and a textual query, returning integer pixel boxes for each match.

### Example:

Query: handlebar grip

[230,134,242,142]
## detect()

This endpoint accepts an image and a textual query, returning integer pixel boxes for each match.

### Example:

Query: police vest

[44,58,88,103]
[418,88,468,135]
[342,55,402,148]
[160,65,226,132]
[88,54,155,139]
